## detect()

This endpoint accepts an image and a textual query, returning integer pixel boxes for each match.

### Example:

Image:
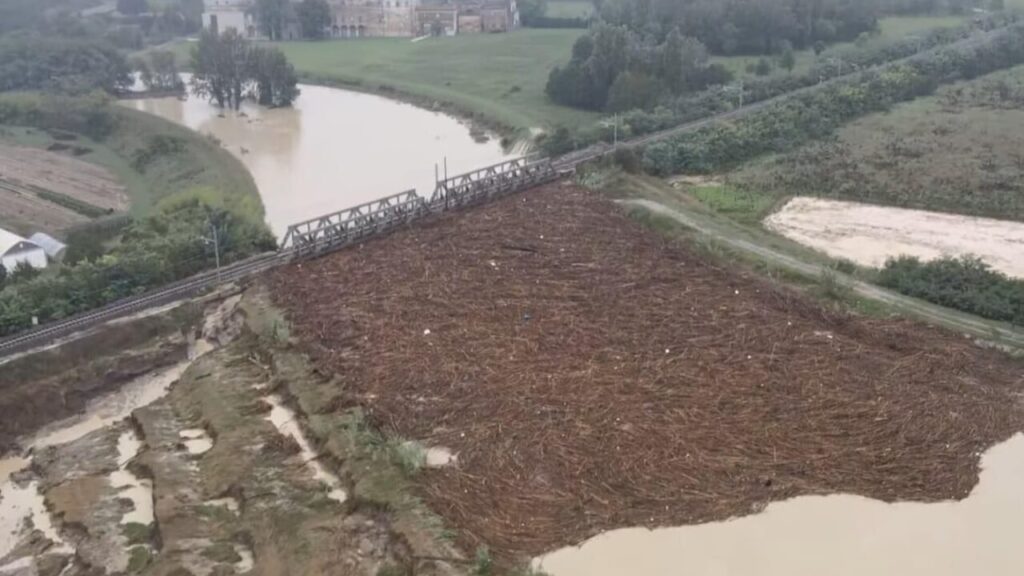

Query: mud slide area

[1,290,468,576]
[0,303,200,452]
[0,143,128,235]
[268,183,1024,563]
[765,197,1024,277]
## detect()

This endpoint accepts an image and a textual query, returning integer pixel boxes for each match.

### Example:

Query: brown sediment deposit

[0,305,199,451]
[269,182,1024,559]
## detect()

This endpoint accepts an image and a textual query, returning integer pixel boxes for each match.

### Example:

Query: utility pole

[738,80,744,109]
[613,113,618,147]
[205,220,222,284]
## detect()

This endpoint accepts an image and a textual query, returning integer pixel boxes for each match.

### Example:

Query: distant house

[416,3,459,36]
[0,229,47,273]
[28,233,68,262]
[202,0,259,37]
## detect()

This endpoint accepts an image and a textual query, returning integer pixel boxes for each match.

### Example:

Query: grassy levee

[0,92,263,222]
[107,106,263,219]
[594,171,1024,350]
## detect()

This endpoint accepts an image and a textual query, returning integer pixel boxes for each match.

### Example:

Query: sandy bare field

[765,197,1024,277]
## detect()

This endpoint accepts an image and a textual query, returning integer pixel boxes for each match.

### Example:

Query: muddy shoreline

[0,304,201,452]
[1,289,471,576]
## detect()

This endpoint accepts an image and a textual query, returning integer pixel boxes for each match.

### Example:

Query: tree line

[1,0,206,51]
[190,29,300,109]
[0,36,132,94]
[595,0,881,55]
[539,10,1020,154]
[878,256,1024,325]
[0,191,275,336]
[546,24,733,111]
[638,21,1024,175]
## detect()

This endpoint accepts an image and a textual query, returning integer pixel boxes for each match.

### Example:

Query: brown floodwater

[534,433,1024,576]
[123,84,515,238]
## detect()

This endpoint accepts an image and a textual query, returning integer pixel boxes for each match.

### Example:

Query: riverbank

[0,92,264,236]
[151,30,598,136]
[0,286,472,576]
[124,82,514,237]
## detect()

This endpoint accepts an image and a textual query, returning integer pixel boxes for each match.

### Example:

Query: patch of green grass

[545,0,593,19]
[127,546,152,573]
[202,542,242,564]
[715,14,968,80]
[274,30,597,131]
[690,184,776,226]
[733,64,1024,222]
[392,440,427,475]
[122,522,154,546]
[474,545,493,576]
[107,106,263,220]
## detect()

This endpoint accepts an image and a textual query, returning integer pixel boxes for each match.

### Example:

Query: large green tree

[256,0,291,40]
[297,0,332,39]
[190,29,299,109]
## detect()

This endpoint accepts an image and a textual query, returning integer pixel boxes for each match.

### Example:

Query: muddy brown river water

[534,434,1024,576]
[123,84,515,238]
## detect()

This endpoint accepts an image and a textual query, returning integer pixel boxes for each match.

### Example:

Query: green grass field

[545,0,594,19]
[732,64,1024,222]
[714,14,968,79]
[276,29,598,132]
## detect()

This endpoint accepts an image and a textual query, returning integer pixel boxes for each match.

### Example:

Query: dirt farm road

[622,198,1024,349]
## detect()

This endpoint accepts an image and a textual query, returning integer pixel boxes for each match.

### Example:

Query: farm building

[28,232,67,262]
[0,228,47,273]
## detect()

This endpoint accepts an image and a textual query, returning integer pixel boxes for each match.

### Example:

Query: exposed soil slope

[270,183,1024,559]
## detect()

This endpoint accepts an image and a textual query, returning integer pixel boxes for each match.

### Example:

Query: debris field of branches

[269,182,1024,559]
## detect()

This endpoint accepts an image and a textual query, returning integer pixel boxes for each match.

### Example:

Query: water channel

[123,83,516,238]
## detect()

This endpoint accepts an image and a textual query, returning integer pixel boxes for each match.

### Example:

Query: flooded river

[123,84,515,237]
[535,433,1024,576]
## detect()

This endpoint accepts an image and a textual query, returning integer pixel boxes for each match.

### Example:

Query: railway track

[1,23,1017,358]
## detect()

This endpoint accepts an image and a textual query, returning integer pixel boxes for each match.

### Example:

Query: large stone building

[202,0,259,37]
[202,0,518,39]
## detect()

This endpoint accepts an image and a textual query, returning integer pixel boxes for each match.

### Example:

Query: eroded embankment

[1,288,470,576]
[0,304,201,452]
[267,181,1024,561]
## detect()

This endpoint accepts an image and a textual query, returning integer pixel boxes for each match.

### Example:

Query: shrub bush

[878,255,1024,325]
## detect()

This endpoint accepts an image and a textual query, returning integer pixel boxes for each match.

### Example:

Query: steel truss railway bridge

[0,154,566,356]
